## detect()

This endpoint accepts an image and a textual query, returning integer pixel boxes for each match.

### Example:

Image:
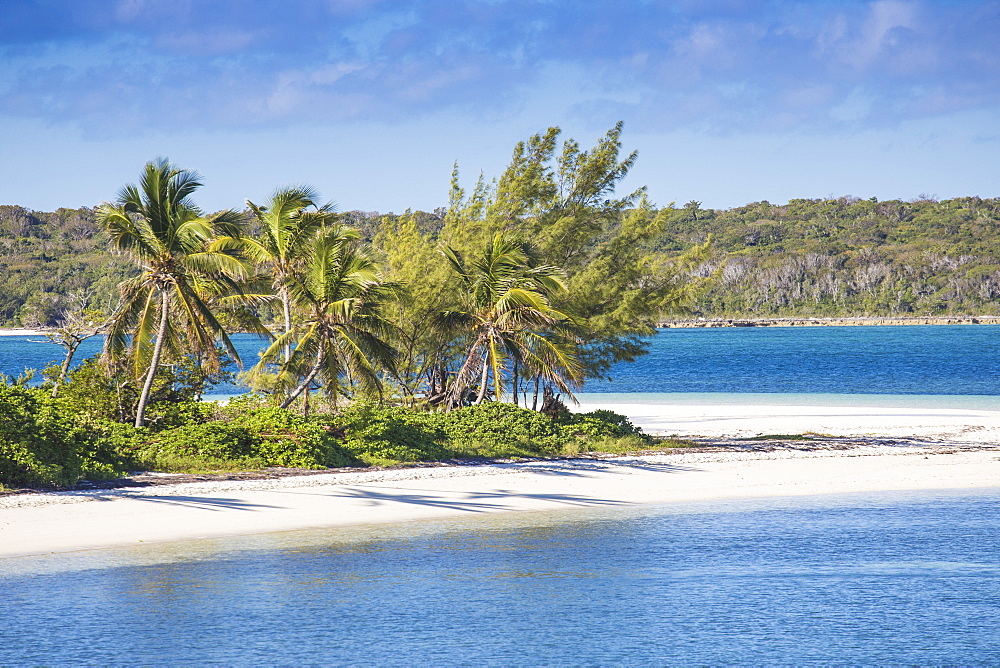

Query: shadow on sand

[496,458,701,477]
[323,486,629,513]
[113,495,282,511]
[316,458,703,514]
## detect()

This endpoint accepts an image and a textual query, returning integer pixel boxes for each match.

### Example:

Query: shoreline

[2,444,998,559]
[0,328,46,337]
[5,315,1000,338]
[657,315,1000,328]
[574,399,1000,443]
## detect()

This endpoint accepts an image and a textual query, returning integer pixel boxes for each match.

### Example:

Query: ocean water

[3,490,999,665]
[4,330,999,663]
[583,324,1000,396]
[3,325,1000,403]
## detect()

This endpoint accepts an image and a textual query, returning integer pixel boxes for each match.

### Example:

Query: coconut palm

[242,186,338,361]
[248,227,398,409]
[98,158,249,427]
[439,232,583,409]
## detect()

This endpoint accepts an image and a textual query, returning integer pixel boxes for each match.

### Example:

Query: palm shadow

[494,458,701,476]
[121,495,283,511]
[325,485,623,514]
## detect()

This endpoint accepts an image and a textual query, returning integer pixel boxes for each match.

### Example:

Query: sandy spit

[576,401,1000,443]
[2,445,998,558]
[0,328,45,337]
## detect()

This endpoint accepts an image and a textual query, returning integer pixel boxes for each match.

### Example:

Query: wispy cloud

[1,0,997,136]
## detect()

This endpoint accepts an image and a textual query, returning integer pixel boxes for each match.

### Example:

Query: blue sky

[1,0,998,213]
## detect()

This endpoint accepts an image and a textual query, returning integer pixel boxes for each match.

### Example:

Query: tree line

[659,195,1000,317]
[23,124,701,428]
[6,185,1000,334]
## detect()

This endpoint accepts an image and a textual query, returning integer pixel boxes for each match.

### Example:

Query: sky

[1,0,998,214]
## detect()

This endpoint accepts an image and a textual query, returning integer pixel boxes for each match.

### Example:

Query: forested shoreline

[3,122,998,489]
[4,196,1000,327]
[1,124,697,488]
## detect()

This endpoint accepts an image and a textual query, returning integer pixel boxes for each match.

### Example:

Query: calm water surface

[4,325,1000,399]
[3,490,999,665]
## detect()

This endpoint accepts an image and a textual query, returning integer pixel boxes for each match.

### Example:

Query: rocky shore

[658,315,1000,328]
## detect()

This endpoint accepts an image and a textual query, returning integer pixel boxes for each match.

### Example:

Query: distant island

[3,194,999,328]
[659,315,1000,328]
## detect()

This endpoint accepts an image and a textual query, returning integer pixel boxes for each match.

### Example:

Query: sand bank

[0,328,45,337]
[576,400,1000,444]
[2,445,998,558]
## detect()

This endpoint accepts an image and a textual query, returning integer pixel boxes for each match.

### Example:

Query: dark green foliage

[2,376,654,485]
[0,384,122,487]
[437,402,567,457]
[137,423,262,470]
[325,403,450,467]
[130,404,359,472]
[219,402,356,469]
[53,356,222,428]
[560,409,643,438]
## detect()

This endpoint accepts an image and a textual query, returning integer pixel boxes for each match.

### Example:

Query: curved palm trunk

[281,346,325,410]
[473,350,490,405]
[135,291,170,428]
[511,358,519,406]
[281,287,293,363]
[446,335,486,409]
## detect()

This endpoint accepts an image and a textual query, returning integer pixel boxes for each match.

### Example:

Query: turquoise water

[4,325,1000,403]
[3,490,999,665]
[584,324,1000,395]
[576,391,1000,410]
[4,329,1000,663]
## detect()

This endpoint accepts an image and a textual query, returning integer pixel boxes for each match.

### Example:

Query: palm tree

[439,232,582,409]
[98,158,249,427]
[248,227,398,410]
[242,186,337,361]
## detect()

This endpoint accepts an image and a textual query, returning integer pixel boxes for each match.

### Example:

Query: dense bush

[135,422,264,471]
[0,384,121,487]
[229,404,356,469]
[52,356,222,428]
[437,402,567,457]
[559,409,644,439]
[325,403,450,467]
[2,374,656,486]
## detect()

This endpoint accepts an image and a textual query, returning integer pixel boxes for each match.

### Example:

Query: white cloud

[825,0,921,69]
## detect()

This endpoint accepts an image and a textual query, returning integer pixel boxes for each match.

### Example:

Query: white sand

[2,445,998,558]
[0,328,45,336]
[577,400,1000,444]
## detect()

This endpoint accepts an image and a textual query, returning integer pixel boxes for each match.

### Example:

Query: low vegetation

[0,376,671,489]
[5,126,991,491]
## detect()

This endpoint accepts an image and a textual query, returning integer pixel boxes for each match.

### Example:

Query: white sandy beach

[575,400,1000,444]
[2,444,998,559]
[0,328,45,336]
[3,386,1000,559]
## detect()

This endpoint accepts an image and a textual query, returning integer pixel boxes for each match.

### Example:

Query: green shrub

[53,355,221,429]
[136,422,265,472]
[325,403,450,467]
[0,384,89,487]
[559,409,645,439]
[436,402,567,457]
[73,418,145,478]
[223,403,356,469]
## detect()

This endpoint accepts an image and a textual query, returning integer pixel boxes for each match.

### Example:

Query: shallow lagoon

[4,325,1000,663]
[4,324,1000,401]
[4,490,999,665]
